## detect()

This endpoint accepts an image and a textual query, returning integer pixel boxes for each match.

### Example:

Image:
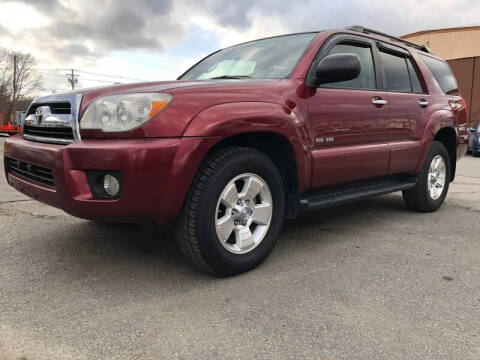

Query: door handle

[419,100,430,107]
[372,99,388,106]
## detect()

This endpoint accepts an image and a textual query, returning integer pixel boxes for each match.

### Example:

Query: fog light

[103,174,120,197]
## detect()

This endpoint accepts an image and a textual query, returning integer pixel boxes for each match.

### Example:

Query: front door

[307,38,390,189]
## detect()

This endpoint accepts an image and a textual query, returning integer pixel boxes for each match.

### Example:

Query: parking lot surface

[1,137,479,359]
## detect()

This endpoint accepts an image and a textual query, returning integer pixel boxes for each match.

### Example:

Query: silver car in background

[468,122,480,156]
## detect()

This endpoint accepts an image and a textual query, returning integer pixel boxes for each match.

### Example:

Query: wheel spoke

[252,203,271,225]
[240,176,263,199]
[235,227,254,250]
[221,182,239,207]
[216,215,234,242]
[438,161,446,173]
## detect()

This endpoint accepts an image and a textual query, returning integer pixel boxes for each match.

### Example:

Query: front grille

[23,125,74,140]
[6,158,55,187]
[23,99,77,144]
[27,102,71,115]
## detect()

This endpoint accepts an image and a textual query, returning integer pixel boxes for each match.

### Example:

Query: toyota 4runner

[4,26,469,275]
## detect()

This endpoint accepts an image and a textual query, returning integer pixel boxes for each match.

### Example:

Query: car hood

[79,79,280,112]
[34,79,301,138]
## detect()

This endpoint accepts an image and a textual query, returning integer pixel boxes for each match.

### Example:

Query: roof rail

[346,25,433,54]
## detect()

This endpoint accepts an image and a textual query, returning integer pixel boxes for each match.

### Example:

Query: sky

[0,0,479,95]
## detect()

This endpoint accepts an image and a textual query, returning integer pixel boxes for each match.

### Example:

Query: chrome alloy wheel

[427,155,447,200]
[215,173,273,254]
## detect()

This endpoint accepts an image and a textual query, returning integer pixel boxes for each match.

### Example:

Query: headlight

[80,93,172,132]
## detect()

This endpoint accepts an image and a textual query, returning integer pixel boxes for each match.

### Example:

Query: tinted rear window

[420,54,458,95]
[379,51,411,92]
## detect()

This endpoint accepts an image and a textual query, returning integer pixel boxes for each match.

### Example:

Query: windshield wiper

[209,75,252,79]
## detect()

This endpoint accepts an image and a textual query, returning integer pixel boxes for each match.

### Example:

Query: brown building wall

[448,58,474,112]
[447,57,480,127]
[472,58,480,126]
[403,27,480,61]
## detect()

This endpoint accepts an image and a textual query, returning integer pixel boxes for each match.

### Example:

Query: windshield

[179,33,318,80]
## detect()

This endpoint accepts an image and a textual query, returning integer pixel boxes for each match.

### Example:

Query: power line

[38,72,123,89]
[37,72,67,78]
[38,72,122,84]
[79,77,122,84]
[34,68,147,92]
[75,70,148,82]
[34,68,72,72]
[37,69,79,89]
[35,68,148,82]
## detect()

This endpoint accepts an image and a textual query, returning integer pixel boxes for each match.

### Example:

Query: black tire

[402,141,451,212]
[174,146,286,276]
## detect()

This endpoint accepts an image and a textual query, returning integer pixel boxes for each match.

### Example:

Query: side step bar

[300,177,417,211]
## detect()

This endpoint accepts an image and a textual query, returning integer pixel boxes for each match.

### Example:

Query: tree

[6,50,41,122]
[0,48,41,123]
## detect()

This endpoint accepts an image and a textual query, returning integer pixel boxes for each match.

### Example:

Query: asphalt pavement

[1,137,479,359]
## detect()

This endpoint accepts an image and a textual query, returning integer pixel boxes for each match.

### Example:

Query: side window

[321,43,376,90]
[407,59,424,94]
[379,51,411,93]
[420,54,458,95]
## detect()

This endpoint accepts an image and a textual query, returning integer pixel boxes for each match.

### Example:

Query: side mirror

[311,53,361,87]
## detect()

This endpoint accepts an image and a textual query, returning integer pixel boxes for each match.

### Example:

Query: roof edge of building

[402,25,480,39]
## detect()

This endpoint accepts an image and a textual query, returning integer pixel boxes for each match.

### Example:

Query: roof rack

[346,25,433,54]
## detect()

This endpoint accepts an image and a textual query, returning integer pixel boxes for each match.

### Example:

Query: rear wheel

[403,141,450,212]
[175,147,285,276]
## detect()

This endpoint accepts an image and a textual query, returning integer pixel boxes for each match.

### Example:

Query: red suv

[4,26,469,275]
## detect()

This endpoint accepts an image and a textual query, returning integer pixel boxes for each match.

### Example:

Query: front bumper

[4,135,219,222]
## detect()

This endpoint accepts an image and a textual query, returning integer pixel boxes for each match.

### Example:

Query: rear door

[376,42,430,174]
[306,35,390,188]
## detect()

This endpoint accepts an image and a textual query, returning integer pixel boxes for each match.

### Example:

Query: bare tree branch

[0,47,42,123]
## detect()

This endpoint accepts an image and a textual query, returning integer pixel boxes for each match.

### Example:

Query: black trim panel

[300,176,417,210]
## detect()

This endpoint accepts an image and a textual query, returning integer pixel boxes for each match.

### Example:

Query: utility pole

[66,69,78,90]
[8,55,18,123]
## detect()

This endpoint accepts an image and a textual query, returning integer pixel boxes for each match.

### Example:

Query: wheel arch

[175,102,312,219]
[420,109,457,181]
[184,101,310,189]
[206,131,302,218]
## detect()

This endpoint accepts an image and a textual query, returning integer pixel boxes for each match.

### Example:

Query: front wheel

[175,147,285,276]
[403,141,450,212]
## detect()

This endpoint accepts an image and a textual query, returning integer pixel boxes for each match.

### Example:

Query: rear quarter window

[406,59,424,94]
[420,54,458,95]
